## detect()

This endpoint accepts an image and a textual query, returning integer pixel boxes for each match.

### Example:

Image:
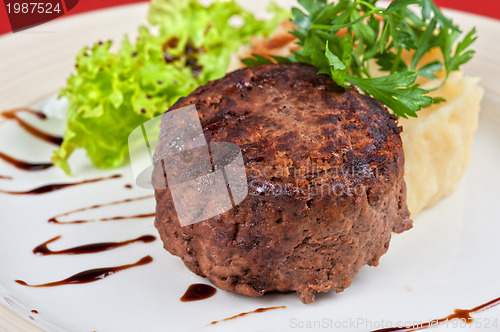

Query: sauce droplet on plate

[181,284,217,302]
[0,174,121,195]
[15,256,153,287]
[0,175,12,180]
[33,235,156,256]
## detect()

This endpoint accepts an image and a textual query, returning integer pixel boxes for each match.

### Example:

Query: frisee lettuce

[53,0,287,174]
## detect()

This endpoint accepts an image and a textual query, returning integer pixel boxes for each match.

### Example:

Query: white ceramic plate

[1,2,500,332]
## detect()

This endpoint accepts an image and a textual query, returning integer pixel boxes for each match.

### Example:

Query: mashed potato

[401,72,483,217]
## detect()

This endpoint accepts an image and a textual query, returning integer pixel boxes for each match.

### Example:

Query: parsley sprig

[243,0,477,118]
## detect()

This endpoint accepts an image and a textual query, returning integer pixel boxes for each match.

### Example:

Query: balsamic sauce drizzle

[15,256,153,287]
[0,174,121,195]
[372,296,500,332]
[33,235,156,256]
[0,108,62,146]
[0,151,52,171]
[0,107,157,294]
[48,194,155,224]
[209,306,286,325]
[0,108,55,180]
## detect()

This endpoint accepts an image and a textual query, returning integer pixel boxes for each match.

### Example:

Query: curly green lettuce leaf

[53,0,286,174]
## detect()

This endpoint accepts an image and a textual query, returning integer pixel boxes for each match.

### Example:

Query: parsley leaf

[417,61,443,79]
[347,73,433,118]
[243,0,477,118]
[448,27,477,72]
[323,41,347,86]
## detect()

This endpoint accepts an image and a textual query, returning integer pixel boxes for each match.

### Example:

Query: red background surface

[0,0,499,35]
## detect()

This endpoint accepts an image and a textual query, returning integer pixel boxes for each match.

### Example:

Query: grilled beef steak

[153,63,412,303]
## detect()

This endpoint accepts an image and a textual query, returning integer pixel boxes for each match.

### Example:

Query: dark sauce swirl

[372,296,500,332]
[15,256,153,287]
[0,151,52,171]
[1,108,62,146]
[48,194,154,224]
[34,235,156,256]
[0,174,121,195]
[209,306,286,325]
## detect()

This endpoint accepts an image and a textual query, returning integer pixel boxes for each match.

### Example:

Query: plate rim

[0,2,499,331]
